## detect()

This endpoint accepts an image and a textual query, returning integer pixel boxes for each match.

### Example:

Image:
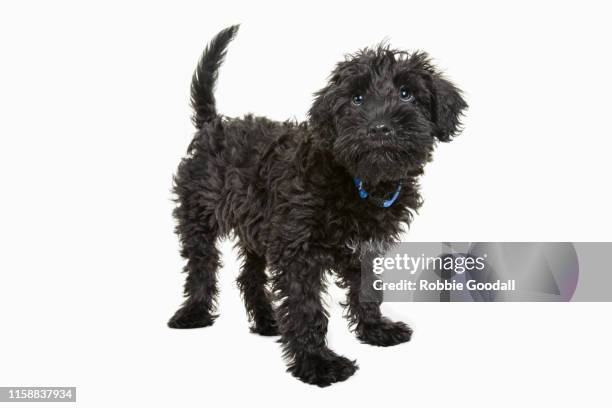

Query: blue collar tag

[353,177,402,208]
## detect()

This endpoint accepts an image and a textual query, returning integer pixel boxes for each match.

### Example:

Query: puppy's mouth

[350,147,420,184]
[332,129,429,186]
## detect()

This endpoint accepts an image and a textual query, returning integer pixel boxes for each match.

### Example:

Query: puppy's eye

[352,95,364,106]
[399,86,414,102]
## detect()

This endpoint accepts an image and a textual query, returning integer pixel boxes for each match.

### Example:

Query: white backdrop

[1,0,611,407]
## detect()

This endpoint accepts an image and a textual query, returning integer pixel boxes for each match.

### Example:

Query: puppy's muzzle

[368,122,395,137]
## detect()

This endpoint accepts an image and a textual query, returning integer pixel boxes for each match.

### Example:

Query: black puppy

[169,25,466,386]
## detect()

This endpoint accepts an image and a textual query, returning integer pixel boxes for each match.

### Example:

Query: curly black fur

[168,25,467,386]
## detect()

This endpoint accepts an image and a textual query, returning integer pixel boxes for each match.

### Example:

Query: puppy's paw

[357,318,413,347]
[250,316,279,336]
[289,349,358,387]
[168,304,216,329]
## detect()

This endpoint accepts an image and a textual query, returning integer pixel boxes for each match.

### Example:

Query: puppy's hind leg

[236,248,278,336]
[168,220,220,329]
[168,160,222,329]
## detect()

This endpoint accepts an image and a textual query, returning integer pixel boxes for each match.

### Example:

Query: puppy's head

[309,45,467,185]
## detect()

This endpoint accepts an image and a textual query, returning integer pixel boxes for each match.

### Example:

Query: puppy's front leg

[342,261,413,347]
[273,258,357,387]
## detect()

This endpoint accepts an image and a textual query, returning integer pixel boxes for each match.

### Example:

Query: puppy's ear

[429,74,467,142]
[308,82,336,135]
[309,63,348,136]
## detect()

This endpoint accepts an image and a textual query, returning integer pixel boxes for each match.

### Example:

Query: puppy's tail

[190,25,240,129]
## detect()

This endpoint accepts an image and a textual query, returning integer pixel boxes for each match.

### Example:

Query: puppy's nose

[368,122,394,137]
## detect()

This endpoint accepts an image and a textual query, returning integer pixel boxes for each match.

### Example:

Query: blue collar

[353,177,402,208]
